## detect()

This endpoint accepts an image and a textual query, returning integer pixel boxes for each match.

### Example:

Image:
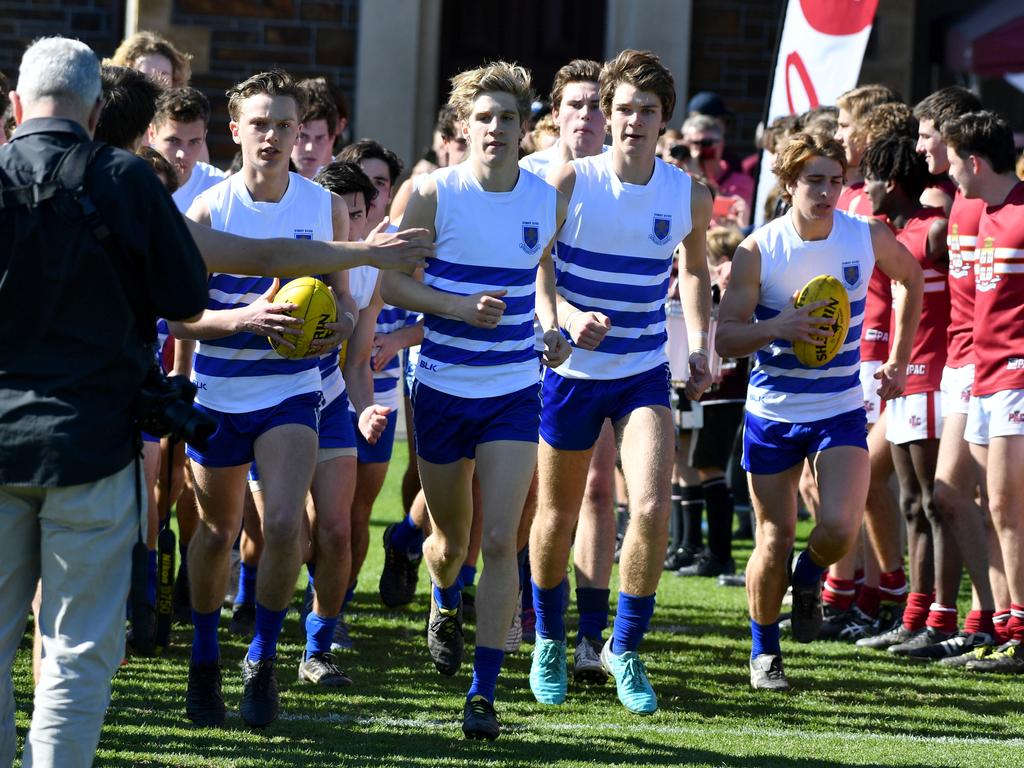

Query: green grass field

[11,441,1024,767]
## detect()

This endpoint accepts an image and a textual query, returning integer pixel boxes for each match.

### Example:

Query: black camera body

[134,364,216,449]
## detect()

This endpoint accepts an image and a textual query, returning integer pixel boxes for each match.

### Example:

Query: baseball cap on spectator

[687,91,731,119]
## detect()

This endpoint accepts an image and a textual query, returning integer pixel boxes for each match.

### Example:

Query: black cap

[687,91,731,118]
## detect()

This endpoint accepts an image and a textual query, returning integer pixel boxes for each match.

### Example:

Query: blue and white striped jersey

[416,163,557,398]
[747,210,874,423]
[192,172,333,413]
[554,152,692,380]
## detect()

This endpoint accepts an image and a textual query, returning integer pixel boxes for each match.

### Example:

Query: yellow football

[792,274,850,368]
[267,277,337,359]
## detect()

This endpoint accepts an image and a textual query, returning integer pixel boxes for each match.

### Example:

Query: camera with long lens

[134,364,216,449]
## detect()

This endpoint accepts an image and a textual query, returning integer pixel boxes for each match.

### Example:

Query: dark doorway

[438,0,607,109]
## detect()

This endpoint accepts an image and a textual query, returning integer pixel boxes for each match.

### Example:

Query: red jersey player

[859,135,952,655]
[945,110,1024,674]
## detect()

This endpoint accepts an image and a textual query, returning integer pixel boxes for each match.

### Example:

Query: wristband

[689,347,708,359]
[688,330,709,350]
[342,311,356,326]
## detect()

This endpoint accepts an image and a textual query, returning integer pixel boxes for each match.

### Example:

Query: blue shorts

[142,431,160,444]
[742,408,868,475]
[186,392,321,468]
[352,408,398,463]
[540,364,671,451]
[319,393,357,451]
[412,381,541,465]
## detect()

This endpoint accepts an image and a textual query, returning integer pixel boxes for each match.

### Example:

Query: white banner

[753,0,879,226]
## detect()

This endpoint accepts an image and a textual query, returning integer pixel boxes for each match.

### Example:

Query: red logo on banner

[799,0,878,36]
[785,52,819,113]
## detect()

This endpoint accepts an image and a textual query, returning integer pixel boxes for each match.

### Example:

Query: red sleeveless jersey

[946,191,986,368]
[973,181,1024,396]
[840,183,893,362]
[893,208,949,394]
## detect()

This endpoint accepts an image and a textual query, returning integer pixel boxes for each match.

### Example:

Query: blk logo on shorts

[910,415,923,427]
[1010,411,1024,425]
[294,229,313,240]
[520,222,541,254]
[650,214,671,244]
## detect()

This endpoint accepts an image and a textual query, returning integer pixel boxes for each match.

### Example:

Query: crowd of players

[7,28,1024,746]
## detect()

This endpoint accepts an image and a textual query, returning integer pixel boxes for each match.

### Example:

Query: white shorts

[886,391,943,445]
[940,364,974,417]
[860,360,883,425]
[964,389,1024,446]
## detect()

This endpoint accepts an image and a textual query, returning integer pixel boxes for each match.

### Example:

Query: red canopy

[947,1,1024,76]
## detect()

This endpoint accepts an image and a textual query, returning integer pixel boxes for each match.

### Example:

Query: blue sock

[146,549,158,606]
[433,582,461,611]
[305,611,338,657]
[532,579,567,642]
[520,550,534,610]
[341,582,356,612]
[611,592,656,654]
[750,618,782,658]
[467,646,505,703]
[458,564,477,590]
[792,549,826,587]
[247,602,288,661]
[191,608,221,665]
[236,563,257,607]
[390,515,423,556]
[576,587,610,643]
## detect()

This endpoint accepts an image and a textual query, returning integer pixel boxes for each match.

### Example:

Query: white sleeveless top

[555,152,692,380]
[320,263,378,406]
[416,163,557,398]
[192,172,333,412]
[747,210,874,423]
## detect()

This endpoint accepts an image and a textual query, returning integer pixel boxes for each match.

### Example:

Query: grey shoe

[298,651,352,687]
[749,653,790,691]
[573,636,608,685]
[330,615,353,651]
[856,622,913,650]
[888,626,951,656]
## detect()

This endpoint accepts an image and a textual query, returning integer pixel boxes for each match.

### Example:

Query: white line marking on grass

[278,712,1024,747]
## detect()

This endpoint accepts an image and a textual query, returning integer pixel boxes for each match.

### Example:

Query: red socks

[1008,604,1024,642]
[823,576,856,611]
[993,609,1012,644]
[878,568,908,605]
[925,603,958,634]
[963,609,995,637]
[902,592,932,632]
[856,585,881,618]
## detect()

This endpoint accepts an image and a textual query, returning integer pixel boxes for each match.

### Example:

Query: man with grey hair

[0,37,208,766]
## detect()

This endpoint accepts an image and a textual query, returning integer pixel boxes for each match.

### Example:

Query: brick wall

[0,0,124,81]
[688,0,780,156]
[163,0,360,164]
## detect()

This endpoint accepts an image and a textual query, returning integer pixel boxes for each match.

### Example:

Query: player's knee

[756,522,796,563]
[816,517,859,551]
[899,494,924,527]
[431,538,469,569]
[261,512,302,549]
[316,516,351,553]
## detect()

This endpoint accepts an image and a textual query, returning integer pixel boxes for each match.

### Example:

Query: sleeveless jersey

[973,181,1024,396]
[320,264,378,407]
[417,163,557,398]
[371,304,420,410]
[747,210,874,422]
[173,161,227,214]
[554,152,692,380]
[946,191,986,368]
[520,142,608,181]
[192,172,332,412]
[893,208,949,394]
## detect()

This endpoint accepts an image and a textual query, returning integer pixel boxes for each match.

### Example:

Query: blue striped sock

[433,582,461,611]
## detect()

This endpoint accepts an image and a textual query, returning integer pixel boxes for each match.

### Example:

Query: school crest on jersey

[947,224,971,279]
[294,228,313,240]
[650,214,672,244]
[842,260,861,288]
[975,236,1000,292]
[520,221,541,254]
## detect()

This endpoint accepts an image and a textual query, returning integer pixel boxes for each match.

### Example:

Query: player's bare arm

[870,217,923,399]
[380,176,505,328]
[679,179,714,399]
[309,192,358,353]
[550,163,611,350]
[343,276,390,444]
[716,238,833,357]
[536,191,571,368]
